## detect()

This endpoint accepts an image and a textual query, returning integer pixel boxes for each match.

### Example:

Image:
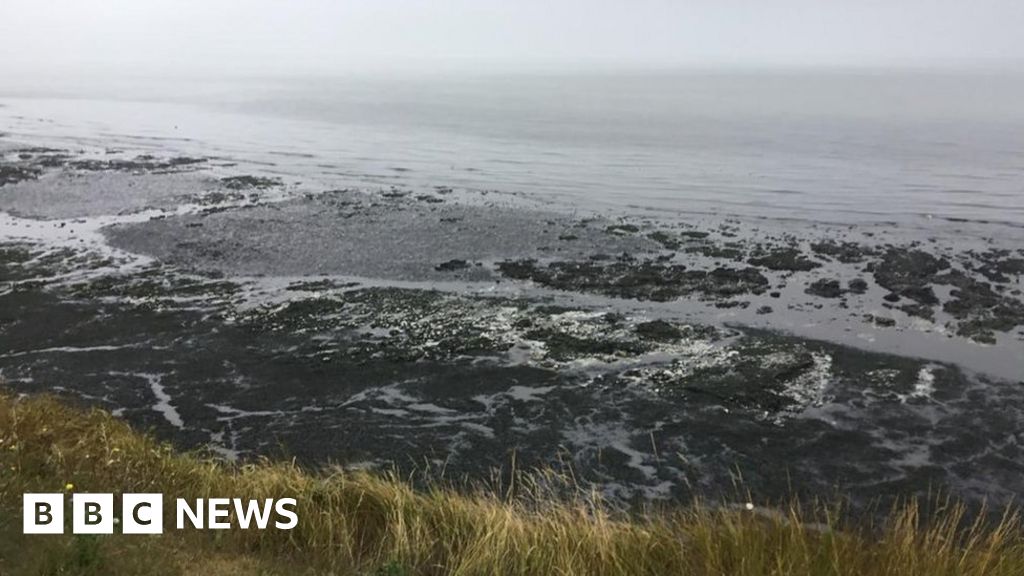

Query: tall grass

[0,392,1022,575]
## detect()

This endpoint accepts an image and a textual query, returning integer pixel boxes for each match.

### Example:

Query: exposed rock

[679,230,710,239]
[497,259,769,302]
[748,247,821,272]
[872,249,949,305]
[435,259,472,272]
[937,270,1024,343]
[0,164,41,186]
[69,156,205,172]
[635,320,683,342]
[220,175,282,189]
[606,224,640,235]
[865,314,896,327]
[811,240,876,263]
[899,303,934,321]
[848,278,869,294]
[647,231,681,250]
[806,278,844,298]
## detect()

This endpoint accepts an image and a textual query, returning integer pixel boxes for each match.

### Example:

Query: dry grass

[0,392,1022,575]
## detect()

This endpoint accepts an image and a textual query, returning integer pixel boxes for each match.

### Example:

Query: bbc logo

[24,493,298,533]
[24,493,162,534]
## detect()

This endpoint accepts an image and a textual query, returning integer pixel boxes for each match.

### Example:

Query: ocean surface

[2,69,1023,228]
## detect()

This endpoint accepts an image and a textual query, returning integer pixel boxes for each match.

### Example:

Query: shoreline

[4,88,1024,233]
[1,133,1023,509]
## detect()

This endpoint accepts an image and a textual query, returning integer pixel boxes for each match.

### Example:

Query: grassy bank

[0,393,1022,575]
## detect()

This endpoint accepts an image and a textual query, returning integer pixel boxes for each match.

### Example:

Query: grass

[0,392,1023,575]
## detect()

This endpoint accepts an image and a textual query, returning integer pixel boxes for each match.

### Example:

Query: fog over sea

[3,69,1024,229]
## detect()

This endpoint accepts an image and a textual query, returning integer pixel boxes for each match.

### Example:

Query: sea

[2,68,1023,230]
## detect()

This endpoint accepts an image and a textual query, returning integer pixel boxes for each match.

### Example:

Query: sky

[1,0,1023,76]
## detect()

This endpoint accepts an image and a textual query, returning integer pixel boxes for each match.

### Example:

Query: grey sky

[2,0,1023,75]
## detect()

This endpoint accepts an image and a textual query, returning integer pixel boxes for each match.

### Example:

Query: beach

[1,117,1022,509]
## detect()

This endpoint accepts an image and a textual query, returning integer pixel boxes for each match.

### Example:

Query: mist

[2,0,1024,78]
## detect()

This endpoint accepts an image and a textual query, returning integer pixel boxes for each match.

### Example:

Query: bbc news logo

[23,493,298,534]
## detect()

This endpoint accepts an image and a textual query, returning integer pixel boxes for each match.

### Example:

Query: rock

[806,278,843,298]
[899,303,934,320]
[865,314,896,327]
[496,259,769,302]
[848,278,869,294]
[220,175,282,190]
[435,259,471,272]
[68,156,205,173]
[606,224,640,235]
[872,249,949,305]
[647,231,681,250]
[748,248,821,272]
[635,320,683,342]
[810,240,875,263]
[937,270,1024,342]
[0,164,41,186]
[664,337,821,416]
[900,285,939,306]
[679,230,710,239]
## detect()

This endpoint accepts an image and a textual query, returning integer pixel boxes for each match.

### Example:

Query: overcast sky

[2,0,1023,76]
